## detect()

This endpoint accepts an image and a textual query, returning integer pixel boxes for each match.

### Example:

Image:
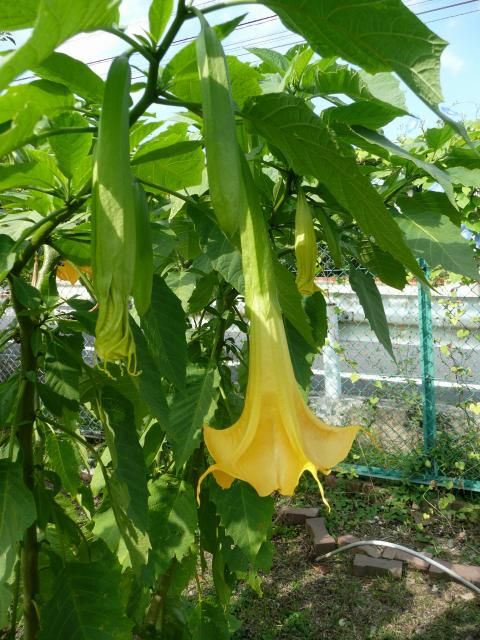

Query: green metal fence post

[418,259,437,477]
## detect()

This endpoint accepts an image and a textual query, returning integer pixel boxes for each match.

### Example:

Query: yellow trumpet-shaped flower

[295,189,321,296]
[198,160,359,499]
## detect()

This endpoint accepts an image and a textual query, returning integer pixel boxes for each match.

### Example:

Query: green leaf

[0,374,20,427]
[190,209,244,293]
[10,275,42,311]
[49,112,93,179]
[43,332,83,414]
[396,197,478,279]
[51,225,91,266]
[323,100,405,129]
[140,275,187,388]
[0,80,74,156]
[0,460,36,555]
[244,93,423,280]
[188,271,218,314]
[258,0,446,118]
[45,433,81,496]
[355,239,407,290]
[447,166,480,188]
[349,268,395,361]
[273,259,313,346]
[130,321,169,426]
[0,1,40,31]
[147,475,197,574]
[301,62,406,109]
[34,52,105,103]
[101,388,149,532]
[0,234,15,281]
[227,56,261,107]
[164,14,246,100]
[0,0,120,91]
[38,560,132,640]
[314,207,343,269]
[133,142,204,191]
[0,161,55,192]
[305,290,327,347]
[188,598,232,640]
[148,0,173,41]
[352,127,455,206]
[167,368,220,468]
[212,481,274,562]
[284,319,315,391]
[248,47,289,74]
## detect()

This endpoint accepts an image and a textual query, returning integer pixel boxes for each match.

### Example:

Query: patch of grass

[231,477,480,639]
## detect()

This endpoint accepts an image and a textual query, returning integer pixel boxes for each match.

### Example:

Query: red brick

[381,548,432,571]
[352,554,403,579]
[429,560,480,586]
[337,534,359,547]
[277,506,319,525]
[305,517,336,554]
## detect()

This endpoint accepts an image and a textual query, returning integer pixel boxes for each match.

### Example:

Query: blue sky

[6,0,480,137]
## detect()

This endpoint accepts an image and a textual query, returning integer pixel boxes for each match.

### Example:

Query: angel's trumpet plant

[198,159,359,499]
[295,188,321,296]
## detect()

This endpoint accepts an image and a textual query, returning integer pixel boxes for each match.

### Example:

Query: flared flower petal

[199,306,359,499]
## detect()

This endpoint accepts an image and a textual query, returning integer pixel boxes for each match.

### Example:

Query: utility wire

[417,0,479,15]
[11,2,480,85]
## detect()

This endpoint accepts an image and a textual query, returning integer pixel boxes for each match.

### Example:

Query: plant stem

[142,559,178,633]
[8,551,21,640]
[129,0,188,126]
[9,280,39,640]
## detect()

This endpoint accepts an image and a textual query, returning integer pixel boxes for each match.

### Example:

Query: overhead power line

[11,2,480,85]
[417,0,479,14]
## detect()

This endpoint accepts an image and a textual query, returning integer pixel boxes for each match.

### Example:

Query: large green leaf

[147,475,197,574]
[190,209,244,293]
[49,112,93,180]
[212,481,274,562]
[38,560,132,640]
[0,161,55,192]
[349,268,395,360]
[0,80,74,156]
[45,433,82,496]
[255,0,446,117]
[244,94,423,279]
[0,0,120,91]
[0,460,36,555]
[101,388,149,532]
[396,197,478,279]
[167,368,220,468]
[148,0,173,41]
[130,321,169,427]
[43,332,83,414]
[34,52,105,103]
[352,127,455,206]
[301,62,406,110]
[0,1,40,31]
[322,100,405,129]
[140,275,187,389]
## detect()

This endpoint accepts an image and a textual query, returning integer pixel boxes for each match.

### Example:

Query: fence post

[324,303,342,411]
[417,259,437,476]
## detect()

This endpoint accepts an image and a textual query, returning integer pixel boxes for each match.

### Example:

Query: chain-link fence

[311,246,480,491]
[2,260,480,489]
